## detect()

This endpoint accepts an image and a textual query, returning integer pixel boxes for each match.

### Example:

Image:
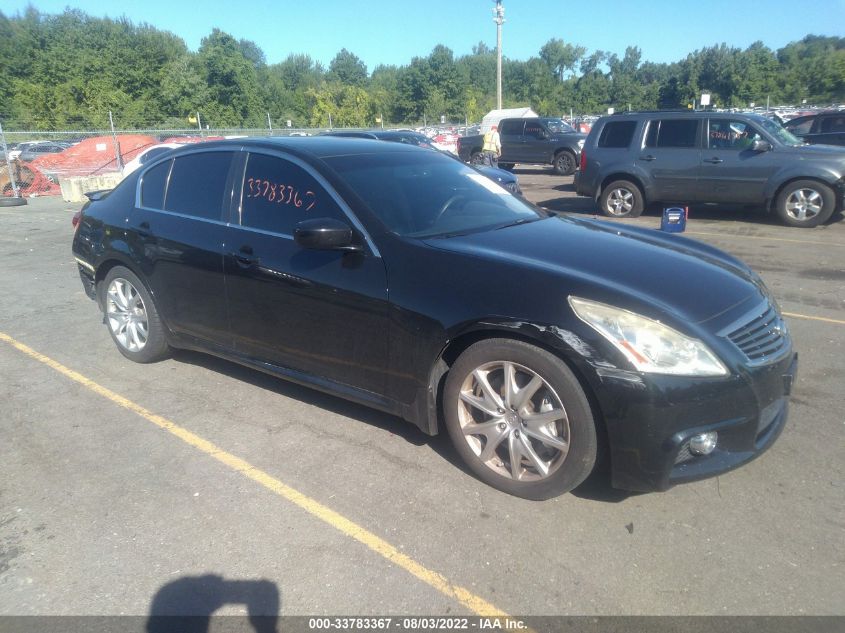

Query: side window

[164,152,233,220]
[646,119,699,148]
[240,153,344,235]
[524,122,546,139]
[499,120,523,135]
[786,117,814,135]
[707,120,760,150]
[597,121,636,148]
[140,159,172,209]
[820,116,845,133]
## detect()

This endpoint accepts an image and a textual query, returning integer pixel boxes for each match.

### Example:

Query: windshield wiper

[494,217,540,230]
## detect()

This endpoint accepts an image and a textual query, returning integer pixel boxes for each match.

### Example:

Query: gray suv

[575,111,845,227]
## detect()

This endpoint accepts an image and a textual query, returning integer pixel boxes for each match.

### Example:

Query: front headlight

[569,297,728,377]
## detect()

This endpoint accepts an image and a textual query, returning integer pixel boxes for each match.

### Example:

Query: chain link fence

[0,111,361,201]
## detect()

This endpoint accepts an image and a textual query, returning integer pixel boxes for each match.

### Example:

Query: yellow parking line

[685,231,845,247]
[0,331,507,617]
[782,312,845,325]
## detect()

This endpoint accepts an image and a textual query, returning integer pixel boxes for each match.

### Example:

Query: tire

[100,266,170,363]
[469,151,484,165]
[443,338,597,500]
[775,179,836,228]
[0,196,27,207]
[600,179,644,218]
[553,151,577,176]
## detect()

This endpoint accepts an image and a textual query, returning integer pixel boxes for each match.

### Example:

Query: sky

[5,0,845,71]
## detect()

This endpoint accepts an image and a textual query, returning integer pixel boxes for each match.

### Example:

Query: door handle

[704,157,724,164]
[136,221,152,237]
[230,246,259,267]
[639,155,656,161]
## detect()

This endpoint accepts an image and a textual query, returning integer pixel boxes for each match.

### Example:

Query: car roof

[166,136,426,161]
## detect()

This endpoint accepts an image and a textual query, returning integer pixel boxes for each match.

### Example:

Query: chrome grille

[724,303,789,364]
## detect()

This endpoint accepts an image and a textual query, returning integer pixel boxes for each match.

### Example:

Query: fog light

[689,432,718,456]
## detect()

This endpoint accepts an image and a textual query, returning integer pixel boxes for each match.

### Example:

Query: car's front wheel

[600,180,644,218]
[443,339,597,500]
[100,266,170,363]
[775,180,836,228]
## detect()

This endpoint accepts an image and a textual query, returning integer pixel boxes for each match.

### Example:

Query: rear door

[640,118,701,201]
[698,118,779,204]
[223,150,391,395]
[498,119,525,162]
[130,150,235,346]
[810,115,845,146]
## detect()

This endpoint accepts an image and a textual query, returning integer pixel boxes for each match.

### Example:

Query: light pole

[492,0,505,110]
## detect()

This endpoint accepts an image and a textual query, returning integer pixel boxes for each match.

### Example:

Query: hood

[779,142,845,159]
[423,215,765,324]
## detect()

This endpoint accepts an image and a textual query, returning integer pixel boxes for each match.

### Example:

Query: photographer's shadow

[147,574,279,633]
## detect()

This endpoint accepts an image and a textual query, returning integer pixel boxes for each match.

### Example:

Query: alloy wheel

[607,187,634,215]
[106,277,149,352]
[456,361,570,481]
[784,188,823,222]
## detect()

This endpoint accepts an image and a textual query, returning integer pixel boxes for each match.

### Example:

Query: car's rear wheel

[775,180,836,228]
[101,266,170,363]
[600,180,644,218]
[443,338,597,500]
[553,151,577,176]
[470,151,484,165]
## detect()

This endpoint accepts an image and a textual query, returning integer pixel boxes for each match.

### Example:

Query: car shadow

[170,350,627,502]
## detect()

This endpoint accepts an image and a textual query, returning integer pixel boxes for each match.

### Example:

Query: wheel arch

[768,175,840,213]
[425,326,611,471]
[94,257,149,312]
[600,173,647,202]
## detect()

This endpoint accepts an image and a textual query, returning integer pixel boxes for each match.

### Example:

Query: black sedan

[72,138,796,499]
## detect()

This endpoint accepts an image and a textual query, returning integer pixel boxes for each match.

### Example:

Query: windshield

[757,116,803,146]
[324,151,545,238]
[540,118,576,134]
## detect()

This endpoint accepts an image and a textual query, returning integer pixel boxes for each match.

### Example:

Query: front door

[698,119,778,204]
[224,151,391,395]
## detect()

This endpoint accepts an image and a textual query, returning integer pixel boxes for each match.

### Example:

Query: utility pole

[493,0,505,110]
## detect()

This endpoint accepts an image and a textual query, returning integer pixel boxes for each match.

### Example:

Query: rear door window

[499,120,524,135]
[645,119,699,148]
[164,152,233,221]
[820,116,845,133]
[597,121,636,148]
[141,159,172,209]
[239,153,345,235]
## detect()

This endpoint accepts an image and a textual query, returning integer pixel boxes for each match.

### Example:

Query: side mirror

[751,139,772,152]
[295,217,361,251]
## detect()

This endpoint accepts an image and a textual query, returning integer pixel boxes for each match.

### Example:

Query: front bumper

[598,351,797,492]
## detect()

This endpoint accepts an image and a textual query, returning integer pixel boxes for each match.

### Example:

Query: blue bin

[661,206,687,233]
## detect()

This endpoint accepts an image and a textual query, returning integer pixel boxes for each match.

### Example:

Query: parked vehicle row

[73,138,796,499]
[575,110,845,228]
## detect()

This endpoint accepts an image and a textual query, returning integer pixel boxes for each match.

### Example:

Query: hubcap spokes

[609,189,633,215]
[106,278,148,352]
[458,361,570,481]
[786,189,822,221]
